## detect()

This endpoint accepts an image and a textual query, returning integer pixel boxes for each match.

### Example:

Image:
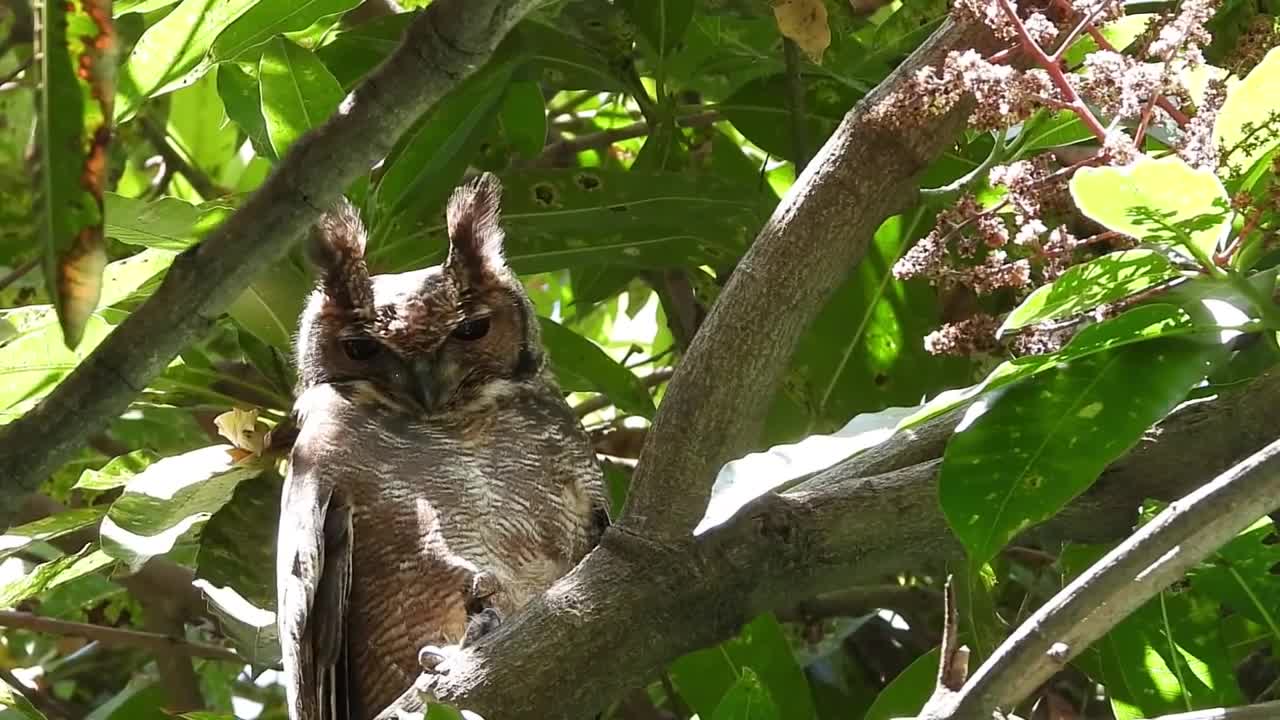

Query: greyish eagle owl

[278,173,610,720]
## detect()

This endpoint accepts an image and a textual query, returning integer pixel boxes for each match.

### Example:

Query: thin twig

[539,111,722,158]
[943,436,1280,718]
[0,255,40,295]
[782,38,811,171]
[136,116,225,200]
[1148,701,1280,720]
[0,610,244,663]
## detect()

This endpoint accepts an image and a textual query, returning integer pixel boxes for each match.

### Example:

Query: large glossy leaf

[0,308,124,423]
[315,13,414,90]
[115,0,259,120]
[73,449,160,491]
[370,169,770,275]
[720,73,860,163]
[765,214,968,444]
[259,37,344,157]
[0,545,114,609]
[105,193,234,250]
[671,614,817,720]
[939,339,1224,565]
[226,259,309,351]
[538,317,654,418]
[211,0,361,63]
[499,80,547,159]
[1216,46,1280,174]
[863,648,939,720]
[712,668,781,720]
[1188,518,1280,634]
[165,74,238,186]
[196,472,279,612]
[1000,249,1182,332]
[695,404,919,535]
[217,64,276,160]
[518,20,629,92]
[100,445,267,572]
[368,57,518,250]
[1071,155,1231,260]
[33,0,114,348]
[0,508,106,559]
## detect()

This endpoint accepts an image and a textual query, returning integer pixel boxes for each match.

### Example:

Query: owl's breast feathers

[279,378,607,720]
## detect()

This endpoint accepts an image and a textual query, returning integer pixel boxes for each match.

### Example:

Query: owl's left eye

[451,316,491,341]
[341,336,382,361]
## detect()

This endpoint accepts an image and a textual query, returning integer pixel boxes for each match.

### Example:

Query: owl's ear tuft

[307,198,374,315]
[445,172,507,281]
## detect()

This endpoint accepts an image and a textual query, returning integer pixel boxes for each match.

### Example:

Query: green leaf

[196,472,280,613]
[940,339,1224,565]
[211,0,362,63]
[73,449,161,491]
[617,0,695,54]
[0,544,114,609]
[166,74,239,185]
[227,260,309,350]
[85,680,170,720]
[1070,155,1231,261]
[1188,518,1280,638]
[105,193,234,250]
[100,445,266,572]
[113,0,179,15]
[696,405,919,535]
[1015,110,1095,154]
[217,64,277,160]
[315,13,414,90]
[672,615,816,720]
[259,37,345,157]
[1216,46,1280,175]
[499,80,547,159]
[712,668,781,720]
[0,508,106,559]
[370,169,769,275]
[33,0,113,348]
[369,57,517,249]
[1000,249,1182,332]
[0,308,124,424]
[0,676,49,720]
[720,74,860,163]
[863,648,939,720]
[192,578,280,665]
[538,317,655,418]
[519,20,628,93]
[115,0,260,121]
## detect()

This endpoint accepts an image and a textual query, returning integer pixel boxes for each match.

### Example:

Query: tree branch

[1149,701,1280,720]
[0,611,242,663]
[0,0,543,525]
[620,17,1003,542]
[922,435,1280,720]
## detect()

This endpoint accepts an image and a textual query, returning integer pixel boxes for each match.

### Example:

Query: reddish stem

[1082,25,1191,126]
[1217,206,1264,266]
[995,0,1110,141]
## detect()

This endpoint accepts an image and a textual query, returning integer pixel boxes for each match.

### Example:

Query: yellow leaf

[773,0,831,63]
[214,408,268,455]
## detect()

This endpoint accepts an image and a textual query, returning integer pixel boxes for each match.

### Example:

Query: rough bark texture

[621,18,1004,541]
[0,0,542,522]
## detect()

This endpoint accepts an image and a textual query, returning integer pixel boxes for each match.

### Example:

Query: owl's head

[295,173,542,414]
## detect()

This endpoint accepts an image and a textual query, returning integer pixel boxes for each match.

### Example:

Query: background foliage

[0,0,1278,718]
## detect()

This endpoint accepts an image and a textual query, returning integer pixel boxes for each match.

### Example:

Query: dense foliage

[0,0,1278,718]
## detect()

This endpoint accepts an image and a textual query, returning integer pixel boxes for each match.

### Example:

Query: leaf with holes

[939,339,1225,566]
[33,0,115,348]
[259,37,344,157]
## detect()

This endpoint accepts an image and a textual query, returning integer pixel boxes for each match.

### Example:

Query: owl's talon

[418,644,457,673]
[462,607,502,646]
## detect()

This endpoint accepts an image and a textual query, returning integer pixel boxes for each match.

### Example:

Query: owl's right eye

[340,337,382,361]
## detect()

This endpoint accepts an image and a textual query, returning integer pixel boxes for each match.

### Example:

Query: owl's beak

[412,357,440,412]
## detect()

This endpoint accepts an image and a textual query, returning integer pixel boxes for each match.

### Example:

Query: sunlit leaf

[1070,155,1231,260]
[217,63,276,160]
[105,193,234,250]
[1000,250,1182,332]
[0,508,105,559]
[1216,46,1280,175]
[0,544,114,609]
[696,405,919,535]
[259,37,344,157]
[74,449,160,491]
[115,0,259,120]
[940,339,1225,565]
[772,0,830,63]
[211,0,362,63]
[33,0,115,348]
[100,445,267,572]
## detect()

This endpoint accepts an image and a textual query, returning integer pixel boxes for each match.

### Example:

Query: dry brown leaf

[773,0,831,63]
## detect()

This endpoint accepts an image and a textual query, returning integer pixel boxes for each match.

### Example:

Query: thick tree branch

[922,435,1280,720]
[620,18,1004,541]
[0,0,541,524]
[372,361,1280,718]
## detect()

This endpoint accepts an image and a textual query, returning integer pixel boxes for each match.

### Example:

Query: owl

[277,173,610,720]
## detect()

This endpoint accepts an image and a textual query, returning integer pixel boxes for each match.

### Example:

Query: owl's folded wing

[279,440,355,720]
